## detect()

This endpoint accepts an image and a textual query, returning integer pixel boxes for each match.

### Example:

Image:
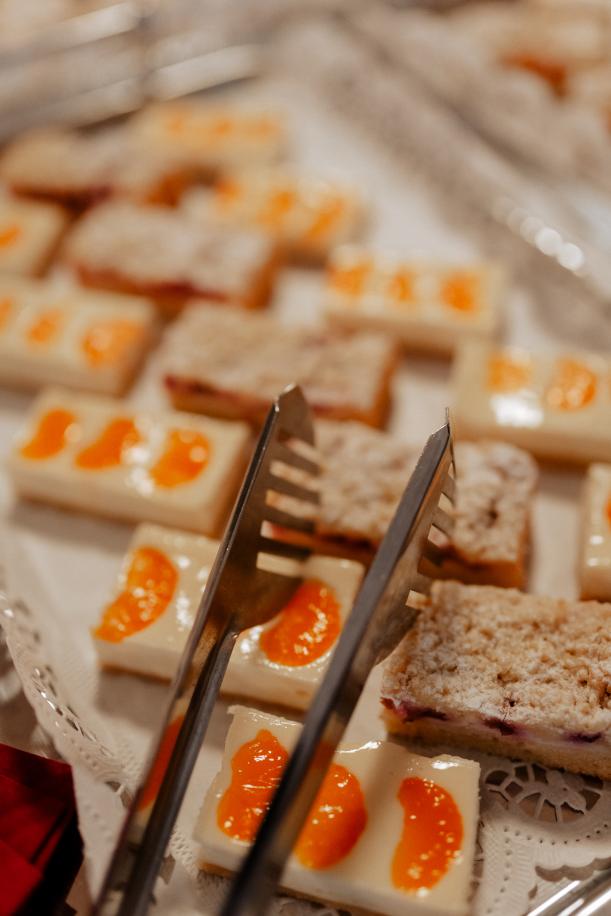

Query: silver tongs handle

[527,871,611,916]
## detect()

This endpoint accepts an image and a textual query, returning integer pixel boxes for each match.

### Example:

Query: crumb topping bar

[162,305,398,428]
[0,127,190,207]
[382,581,611,779]
[313,421,537,586]
[0,193,68,276]
[63,201,278,314]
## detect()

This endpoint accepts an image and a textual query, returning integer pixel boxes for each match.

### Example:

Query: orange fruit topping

[328,259,370,298]
[75,418,140,470]
[441,271,480,313]
[150,429,210,489]
[305,196,344,242]
[545,358,597,411]
[217,729,289,842]
[0,223,21,248]
[26,308,63,346]
[487,352,533,393]
[20,408,77,460]
[81,319,141,367]
[295,763,367,869]
[387,269,415,306]
[392,777,463,891]
[260,579,341,667]
[94,546,178,643]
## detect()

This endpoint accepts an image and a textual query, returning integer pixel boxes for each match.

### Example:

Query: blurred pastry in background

[324,246,504,355]
[62,200,279,316]
[382,580,611,779]
[0,127,194,209]
[183,170,365,262]
[195,705,480,916]
[453,339,611,464]
[0,192,68,277]
[130,102,286,178]
[93,521,364,712]
[8,388,251,535]
[580,463,611,601]
[0,276,156,395]
[161,304,399,429]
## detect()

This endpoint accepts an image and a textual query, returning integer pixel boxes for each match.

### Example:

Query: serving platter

[1,16,610,916]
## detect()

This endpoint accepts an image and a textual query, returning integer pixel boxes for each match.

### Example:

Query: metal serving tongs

[222,414,455,916]
[95,385,320,916]
[527,869,611,916]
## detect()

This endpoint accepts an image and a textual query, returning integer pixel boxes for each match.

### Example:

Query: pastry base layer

[383,710,611,781]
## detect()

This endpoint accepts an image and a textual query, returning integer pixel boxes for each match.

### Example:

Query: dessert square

[0,127,191,209]
[325,247,504,355]
[182,171,364,261]
[162,305,398,429]
[382,581,611,779]
[129,102,285,176]
[580,463,611,601]
[0,193,68,276]
[7,389,251,535]
[452,339,611,464]
[195,705,480,916]
[93,523,364,709]
[62,201,278,316]
[301,421,537,587]
[0,276,156,395]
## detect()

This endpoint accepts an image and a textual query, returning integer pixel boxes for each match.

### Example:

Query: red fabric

[0,744,82,915]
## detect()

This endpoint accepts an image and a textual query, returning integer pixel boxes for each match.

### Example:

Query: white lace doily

[1,16,611,916]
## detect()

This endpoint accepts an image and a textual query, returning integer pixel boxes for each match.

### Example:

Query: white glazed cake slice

[325,246,504,355]
[183,171,364,261]
[8,389,251,535]
[63,201,278,316]
[93,523,364,709]
[162,304,398,429]
[382,581,611,779]
[130,102,285,174]
[453,339,611,464]
[195,706,480,916]
[0,276,156,394]
[580,463,611,601]
[0,193,68,276]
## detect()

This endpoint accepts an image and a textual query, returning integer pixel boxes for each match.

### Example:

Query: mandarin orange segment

[392,777,463,892]
[26,307,63,346]
[441,271,480,313]
[95,546,178,644]
[20,408,77,460]
[260,579,341,668]
[305,196,344,242]
[150,428,210,489]
[75,417,140,470]
[81,319,142,367]
[217,729,289,842]
[257,187,296,228]
[487,352,533,394]
[328,259,370,298]
[138,714,184,811]
[295,763,367,869]
[605,494,611,529]
[545,358,597,411]
[0,296,13,330]
[215,177,243,208]
[0,223,21,248]
[387,269,415,307]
